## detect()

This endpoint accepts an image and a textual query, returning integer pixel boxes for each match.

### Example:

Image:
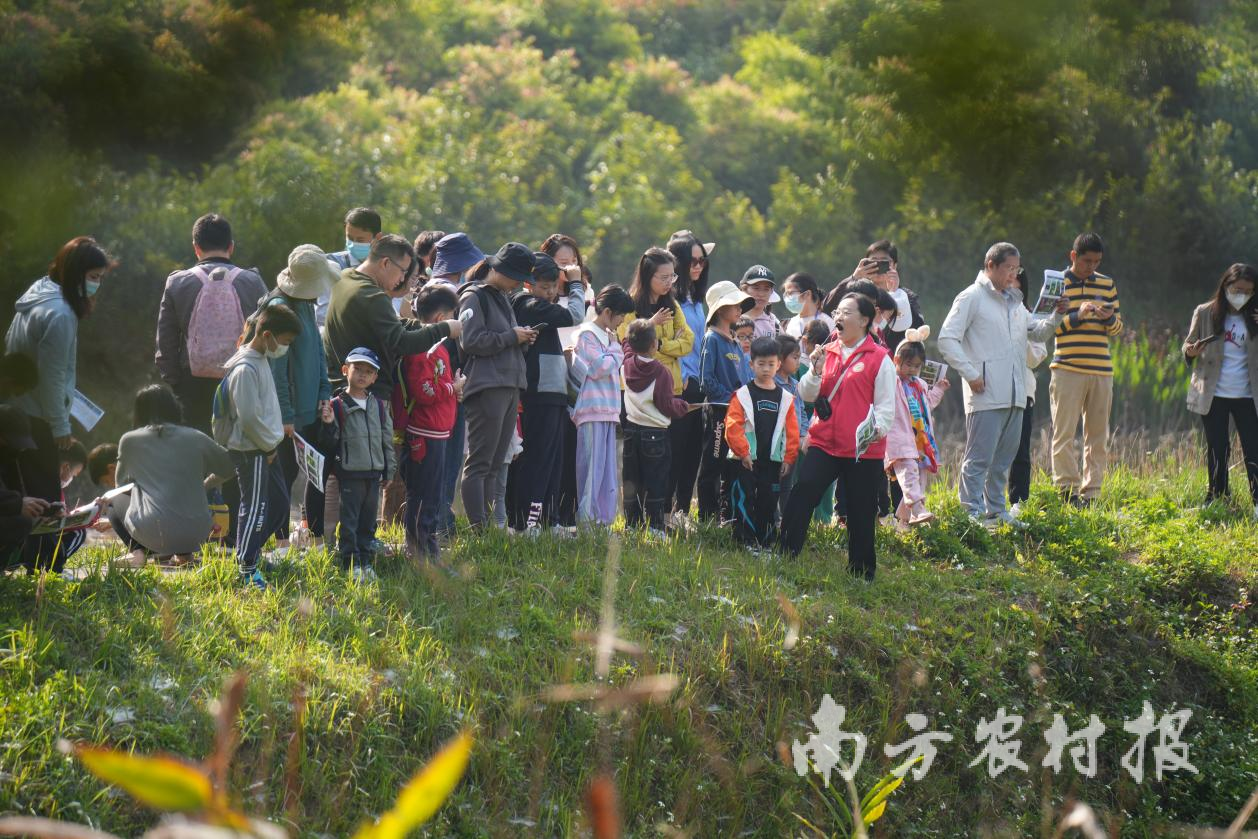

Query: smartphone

[1197,334,1220,345]
[533,322,549,331]
[874,259,891,274]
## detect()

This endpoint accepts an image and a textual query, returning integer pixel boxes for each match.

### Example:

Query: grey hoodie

[458,282,527,399]
[218,346,285,453]
[5,277,77,437]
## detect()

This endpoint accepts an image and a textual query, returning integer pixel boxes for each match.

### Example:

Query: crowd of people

[2,211,1256,585]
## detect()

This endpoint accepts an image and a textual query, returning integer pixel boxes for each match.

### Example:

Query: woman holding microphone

[779,292,896,580]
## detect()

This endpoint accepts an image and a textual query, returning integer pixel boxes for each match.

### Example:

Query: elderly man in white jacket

[938,243,1068,526]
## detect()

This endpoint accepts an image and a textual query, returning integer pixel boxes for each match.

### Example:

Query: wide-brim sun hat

[704,280,755,325]
[278,244,341,300]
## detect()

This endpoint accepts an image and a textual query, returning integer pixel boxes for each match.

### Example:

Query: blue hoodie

[5,277,77,437]
[266,293,332,428]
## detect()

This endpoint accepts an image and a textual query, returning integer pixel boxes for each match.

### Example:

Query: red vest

[807,334,889,460]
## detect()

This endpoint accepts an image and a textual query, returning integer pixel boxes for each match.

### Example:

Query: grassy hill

[0,457,1255,836]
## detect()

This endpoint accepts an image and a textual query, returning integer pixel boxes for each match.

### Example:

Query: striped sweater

[571,324,624,426]
[1051,270,1123,375]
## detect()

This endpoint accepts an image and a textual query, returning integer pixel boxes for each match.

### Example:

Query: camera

[813,395,832,421]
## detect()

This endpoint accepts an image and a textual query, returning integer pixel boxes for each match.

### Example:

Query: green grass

[1,455,1255,837]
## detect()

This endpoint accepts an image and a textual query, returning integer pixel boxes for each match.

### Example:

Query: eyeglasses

[691,256,707,267]
[389,257,416,280]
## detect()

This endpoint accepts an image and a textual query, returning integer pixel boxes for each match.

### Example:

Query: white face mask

[1227,291,1252,310]
[265,335,290,359]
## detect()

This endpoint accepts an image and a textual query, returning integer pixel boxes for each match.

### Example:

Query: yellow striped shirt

[1051,270,1123,375]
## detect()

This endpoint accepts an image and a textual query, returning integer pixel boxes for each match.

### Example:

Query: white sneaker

[523,526,543,538]
[991,510,1028,530]
[1009,502,1024,520]
[551,525,575,539]
[351,565,378,583]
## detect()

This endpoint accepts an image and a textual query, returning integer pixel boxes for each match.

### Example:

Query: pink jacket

[885,376,946,463]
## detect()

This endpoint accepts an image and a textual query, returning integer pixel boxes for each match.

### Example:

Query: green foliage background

[3,0,1255,433]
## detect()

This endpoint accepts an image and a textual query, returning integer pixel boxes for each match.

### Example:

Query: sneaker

[351,565,378,583]
[551,524,575,539]
[522,525,543,538]
[243,569,268,590]
[647,527,669,542]
[968,512,997,531]
[991,510,1028,530]
[366,538,387,554]
[1009,502,1024,519]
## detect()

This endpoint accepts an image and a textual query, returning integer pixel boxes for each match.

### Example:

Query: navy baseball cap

[345,347,381,370]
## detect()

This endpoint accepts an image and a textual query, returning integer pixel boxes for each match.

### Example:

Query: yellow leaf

[77,746,212,812]
[862,773,904,818]
[863,800,886,825]
[353,731,472,839]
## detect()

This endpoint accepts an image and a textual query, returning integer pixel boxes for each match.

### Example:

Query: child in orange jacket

[725,336,800,549]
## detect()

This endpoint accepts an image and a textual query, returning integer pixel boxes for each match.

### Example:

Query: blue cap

[431,232,485,278]
[345,346,381,370]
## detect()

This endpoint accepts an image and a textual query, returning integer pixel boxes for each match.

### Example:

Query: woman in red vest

[779,293,897,579]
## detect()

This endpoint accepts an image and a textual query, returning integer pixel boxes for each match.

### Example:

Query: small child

[885,326,949,528]
[622,319,694,535]
[88,443,118,490]
[775,335,808,520]
[213,303,302,588]
[322,347,395,579]
[725,337,799,548]
[394,286,463,563]
[59,440,87,491]
[733,316,755,384]
[697,281,755,524]
[571,284,636,525]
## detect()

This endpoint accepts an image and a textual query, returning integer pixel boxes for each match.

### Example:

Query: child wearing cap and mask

[740,265,782,339]
[321,346,395,580]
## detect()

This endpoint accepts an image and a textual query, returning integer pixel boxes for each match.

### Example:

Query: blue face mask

[347,240,372,262]
[85,280,101,297]
[784,293,804,314]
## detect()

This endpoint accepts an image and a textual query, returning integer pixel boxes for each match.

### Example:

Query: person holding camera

[821,240,923,353]
[779,293,896,580]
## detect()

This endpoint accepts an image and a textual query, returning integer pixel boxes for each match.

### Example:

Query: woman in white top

[782,272,836,340]
[1183,263,1258,513]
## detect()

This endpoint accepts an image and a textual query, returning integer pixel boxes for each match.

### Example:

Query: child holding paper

[885,327,949,528]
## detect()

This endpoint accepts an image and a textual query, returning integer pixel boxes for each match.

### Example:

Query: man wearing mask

[318,207,382,329]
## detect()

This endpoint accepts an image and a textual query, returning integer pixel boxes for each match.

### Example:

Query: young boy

[508,252,585,533]
[775,335,808,519]
[214,303,302,588]
[697,281,755,523]
[622,319,694,536]
[322,347,395,580]
[725,337,800,549]
[88,444,118,490]
[740,264,781,338]
[571,284,636,525]
[733,316,755,384]
[394,286,463,563]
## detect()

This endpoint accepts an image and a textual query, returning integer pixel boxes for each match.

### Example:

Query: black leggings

[1202,396,1258,502]
[780,449,883,579]
[1008,397,1035,505]
[669,377,705,516]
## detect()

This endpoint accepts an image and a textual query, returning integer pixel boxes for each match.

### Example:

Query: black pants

[231,450,289,575]
[669,377,705,516]
[557,417,578,527]
[1202,396,1258,502]
[781,449,883,579]
[273,422,328,540]
[1008,397,1035,506]
[834,468,891,520]
[175,376,241,546]
[696,404,732,522]
[731,459,781,546]
[15,415,71,572]
[510,401,567,530]
[623,422,671,531]
[337,475,381,568]
[402,438,446,558]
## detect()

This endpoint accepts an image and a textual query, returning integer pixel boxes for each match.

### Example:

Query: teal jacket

[266,293,331,428]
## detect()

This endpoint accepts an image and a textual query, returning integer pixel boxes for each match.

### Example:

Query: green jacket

[323,268,451,399]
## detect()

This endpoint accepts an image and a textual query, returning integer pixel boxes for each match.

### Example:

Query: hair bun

[904,324,931,343]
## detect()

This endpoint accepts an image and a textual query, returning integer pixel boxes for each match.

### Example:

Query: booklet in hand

[920,360,949,387]
[1033,270,1066,315]
[29,483,134,535]
[854,405,878,459]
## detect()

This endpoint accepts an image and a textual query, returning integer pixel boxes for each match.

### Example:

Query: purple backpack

[186,265,245,379]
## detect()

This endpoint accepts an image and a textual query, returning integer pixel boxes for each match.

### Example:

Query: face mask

[61,473,75,490]
[264,335,289,360]
[1227,291,1252,310]
[85,280,101,297]
[784,294,804,314]
[347,240,372,262]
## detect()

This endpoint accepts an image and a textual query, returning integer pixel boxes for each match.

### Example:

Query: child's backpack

[186,265,245,378]
[210,375,235,448]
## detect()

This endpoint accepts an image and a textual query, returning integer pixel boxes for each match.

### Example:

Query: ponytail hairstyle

[895,324,930,364]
